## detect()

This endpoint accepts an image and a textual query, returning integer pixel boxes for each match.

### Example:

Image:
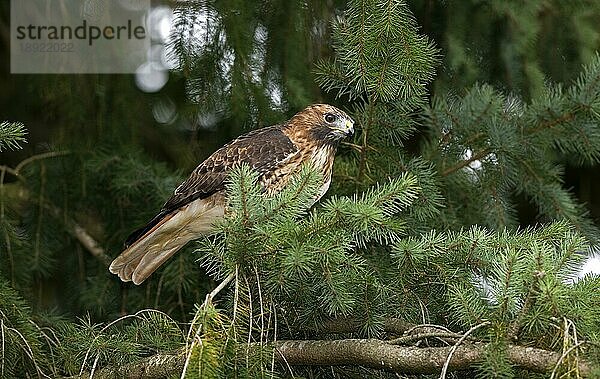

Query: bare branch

[439,321,490,378]
[205,272,235,304]
[441,148,491,176]
[67,338,594,378]
[14,151,70,175]
[69,223,111,266]
[388,332,464,345]
[275,339,593,376]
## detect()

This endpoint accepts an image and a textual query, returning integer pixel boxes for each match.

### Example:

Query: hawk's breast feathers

[110,104,354,284]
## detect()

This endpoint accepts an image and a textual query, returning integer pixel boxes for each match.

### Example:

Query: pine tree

[1,0,600,378]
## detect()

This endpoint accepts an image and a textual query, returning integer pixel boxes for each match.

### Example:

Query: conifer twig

[38,200,111,267]
[550,317,585,379]
[66,349,185,379]
[0,165,20,179]
[387,332,465,345]
[550,342,587,379]
[439,321,490,379]
[13,151,70,174]
[70,223,111,266]
[204,272,235,305]
[180,271,236,378]
[441,149,491,176]
[357,103,374,185]
[528,111,576,134]
[508,269,544,340]
[319,318,452,336]
[403,323,452,335]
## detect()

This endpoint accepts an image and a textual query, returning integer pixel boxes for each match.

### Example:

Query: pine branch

[69,223,111,267]
[1,151,114,268]
[68,339,595,378]
[0,165,19,178]
[527,109,576,134]
[387,332,466,345]
[441,148,491,176]
[506,268,544,340]
[276,339,592,377]
[357,104,374,185]
[9,182,111,266]
[62,350,185,379]
[319,317,448,336]
[439,321,490,379]
[204,272,235,305]
[274,339,594,376]
[13,151,70,174]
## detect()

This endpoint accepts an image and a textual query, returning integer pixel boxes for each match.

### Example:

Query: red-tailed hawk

[109,104,354,284]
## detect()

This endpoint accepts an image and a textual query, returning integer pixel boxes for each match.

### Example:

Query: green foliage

[0,121,26,152]
[1,144,212,319]
[2,0,600,378]
[183,303,277,379]
[316,0,438,102]
[191,166,600,376]
[0,284,186,378]
[183,163,422,374]
[0,196,32,287]
[198,164,420,333]
[397,222,585,328]
[314,1,443,242]
[431,0,600,99]
[167,1,335,128]
[395,221,600,372]
[53,310,184,376]
[475,341,515,379]
[0,279,47,378]
[421,55,600,238]
[184,305,229,379]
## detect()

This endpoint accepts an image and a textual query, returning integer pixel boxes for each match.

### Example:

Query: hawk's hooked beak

[344,119,355,136]
[332,118,354,138]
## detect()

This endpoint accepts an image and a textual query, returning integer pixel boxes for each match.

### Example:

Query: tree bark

[68,339,594,379]
[274,339,592,376]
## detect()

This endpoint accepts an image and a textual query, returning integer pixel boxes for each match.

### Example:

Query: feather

[109,104,354,284]
[162,125,298,212]
[109,194,225,284]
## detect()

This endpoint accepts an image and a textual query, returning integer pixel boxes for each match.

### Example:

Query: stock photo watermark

[11,0,151,73]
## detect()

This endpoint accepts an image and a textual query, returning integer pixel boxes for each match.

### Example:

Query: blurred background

[2,0,600,320]
[5,1,600,176]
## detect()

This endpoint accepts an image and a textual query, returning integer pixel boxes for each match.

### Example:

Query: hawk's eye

[324,113,337,123]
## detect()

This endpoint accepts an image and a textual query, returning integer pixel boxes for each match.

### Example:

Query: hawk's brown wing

[110,103,354,284]
[124,125,298,247]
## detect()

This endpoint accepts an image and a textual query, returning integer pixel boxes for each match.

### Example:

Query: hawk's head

[287,104,354,145]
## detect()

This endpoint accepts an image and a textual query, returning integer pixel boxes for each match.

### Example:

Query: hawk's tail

[109,197,224,285]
